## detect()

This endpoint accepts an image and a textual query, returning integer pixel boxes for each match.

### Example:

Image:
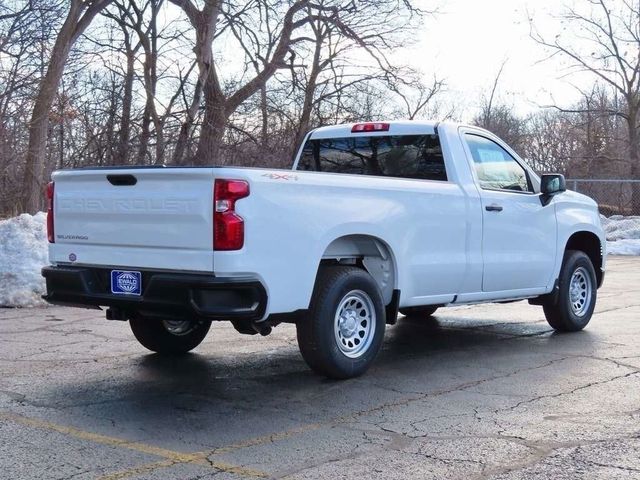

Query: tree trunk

[172,78,203,165]
[137,105,151,164]
[21,0,112,213]
[173,122,194,165]
[116,46,135,165]
[169,0,308,166]
[147,1,165,165]
[627,105,640,215]
[57,87,65,170]
[292,67,321,160]
[292,23,323,160]
[21,2,83,213]
[137,44,157,164]
[194,77,227,165]
[260,85,268,150]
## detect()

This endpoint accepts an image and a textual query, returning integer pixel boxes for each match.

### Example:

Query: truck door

[462,133,557,292]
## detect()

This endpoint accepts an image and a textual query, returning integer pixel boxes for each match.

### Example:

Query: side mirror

[541,173,566,194]
[540,173,566,206]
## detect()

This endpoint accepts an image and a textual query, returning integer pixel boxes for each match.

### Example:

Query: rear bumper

[42,266,267,321]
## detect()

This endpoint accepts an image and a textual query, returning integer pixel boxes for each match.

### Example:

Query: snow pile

[0,213,48,307]
[601,215,640,255]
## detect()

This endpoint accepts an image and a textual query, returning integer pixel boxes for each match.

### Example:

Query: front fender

[550,192,606,288]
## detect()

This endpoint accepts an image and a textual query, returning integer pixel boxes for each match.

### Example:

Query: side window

[298,135,447,181]
[464,134,530,192]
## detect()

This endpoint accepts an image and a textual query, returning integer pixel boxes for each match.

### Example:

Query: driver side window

[464,134,530,192]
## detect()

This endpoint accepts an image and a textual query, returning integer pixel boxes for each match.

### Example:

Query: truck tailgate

[50,168,215,272]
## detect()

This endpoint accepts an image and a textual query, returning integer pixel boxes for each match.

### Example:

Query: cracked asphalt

[1,256,639,480]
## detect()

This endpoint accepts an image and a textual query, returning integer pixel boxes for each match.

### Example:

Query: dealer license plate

[110,270,142,296]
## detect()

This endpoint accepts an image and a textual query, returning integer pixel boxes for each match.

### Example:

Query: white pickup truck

[42,121,606,378]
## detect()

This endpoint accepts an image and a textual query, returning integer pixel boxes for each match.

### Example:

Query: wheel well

[565,231,603,287]
[320,235,396,305]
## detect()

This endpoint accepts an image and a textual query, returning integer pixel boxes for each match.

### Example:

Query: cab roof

[308,120,463,139]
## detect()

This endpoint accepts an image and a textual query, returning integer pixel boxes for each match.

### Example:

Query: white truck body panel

[213,168,469,314]
[50,168,215,272]
[47,121,606,320]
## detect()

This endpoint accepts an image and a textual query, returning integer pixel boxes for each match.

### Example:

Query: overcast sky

[410,0,585,118]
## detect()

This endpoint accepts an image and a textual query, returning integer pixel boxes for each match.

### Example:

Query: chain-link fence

[568,179,640,216]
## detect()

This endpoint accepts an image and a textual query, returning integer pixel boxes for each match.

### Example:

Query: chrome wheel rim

[334,290,375,359]
[162,320,195,336]
[569,267,592,317]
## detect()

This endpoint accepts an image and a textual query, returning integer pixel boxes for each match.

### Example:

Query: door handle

[485,204,503,212]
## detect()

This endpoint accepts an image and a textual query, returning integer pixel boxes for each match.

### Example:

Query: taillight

[214,179,249,250]
[351,122,390,133]
[46,182,54,243]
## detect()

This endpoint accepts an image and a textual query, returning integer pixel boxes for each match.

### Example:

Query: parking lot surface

[1,256,639,479]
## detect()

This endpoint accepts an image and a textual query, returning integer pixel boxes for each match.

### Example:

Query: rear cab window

[298,134,447,182]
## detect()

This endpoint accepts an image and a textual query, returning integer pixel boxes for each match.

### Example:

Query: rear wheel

[297,266,385,379]
[543,250,597,332]
[399,306,439,318]
[129,316,211,354]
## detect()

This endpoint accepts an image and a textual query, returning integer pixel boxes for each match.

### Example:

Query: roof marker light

[351,122,390,133]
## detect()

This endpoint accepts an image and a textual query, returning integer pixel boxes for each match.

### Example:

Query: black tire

[129,316,211,354]
[543,250,597,332]
[399,306,439,318]
[296,266,386,379]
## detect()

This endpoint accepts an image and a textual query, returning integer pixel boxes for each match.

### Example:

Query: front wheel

[129,316,211,354]
[543,250,597,332]
[297,266,386,379]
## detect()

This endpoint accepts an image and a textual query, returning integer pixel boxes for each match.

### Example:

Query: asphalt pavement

[1,256,639,479]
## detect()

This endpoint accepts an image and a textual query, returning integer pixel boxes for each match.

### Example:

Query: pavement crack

[0,389,26,403]
[503,370,640,412]
[583,460,640,473]
[594,303,640,314]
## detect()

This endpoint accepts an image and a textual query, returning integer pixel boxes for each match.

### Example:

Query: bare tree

[1,1,65,216]
[168,0,308,164]
[388,73,445,120]
[102,1,143,164]
[172,62,203,165]
[1,0,433,215]
[21,0,113,214]
[471,60,527,152]
[168,0,422,165]
[522,109,577,174]
[289,2,409,152]
[532,0,640,211]
[479,59,507,128]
